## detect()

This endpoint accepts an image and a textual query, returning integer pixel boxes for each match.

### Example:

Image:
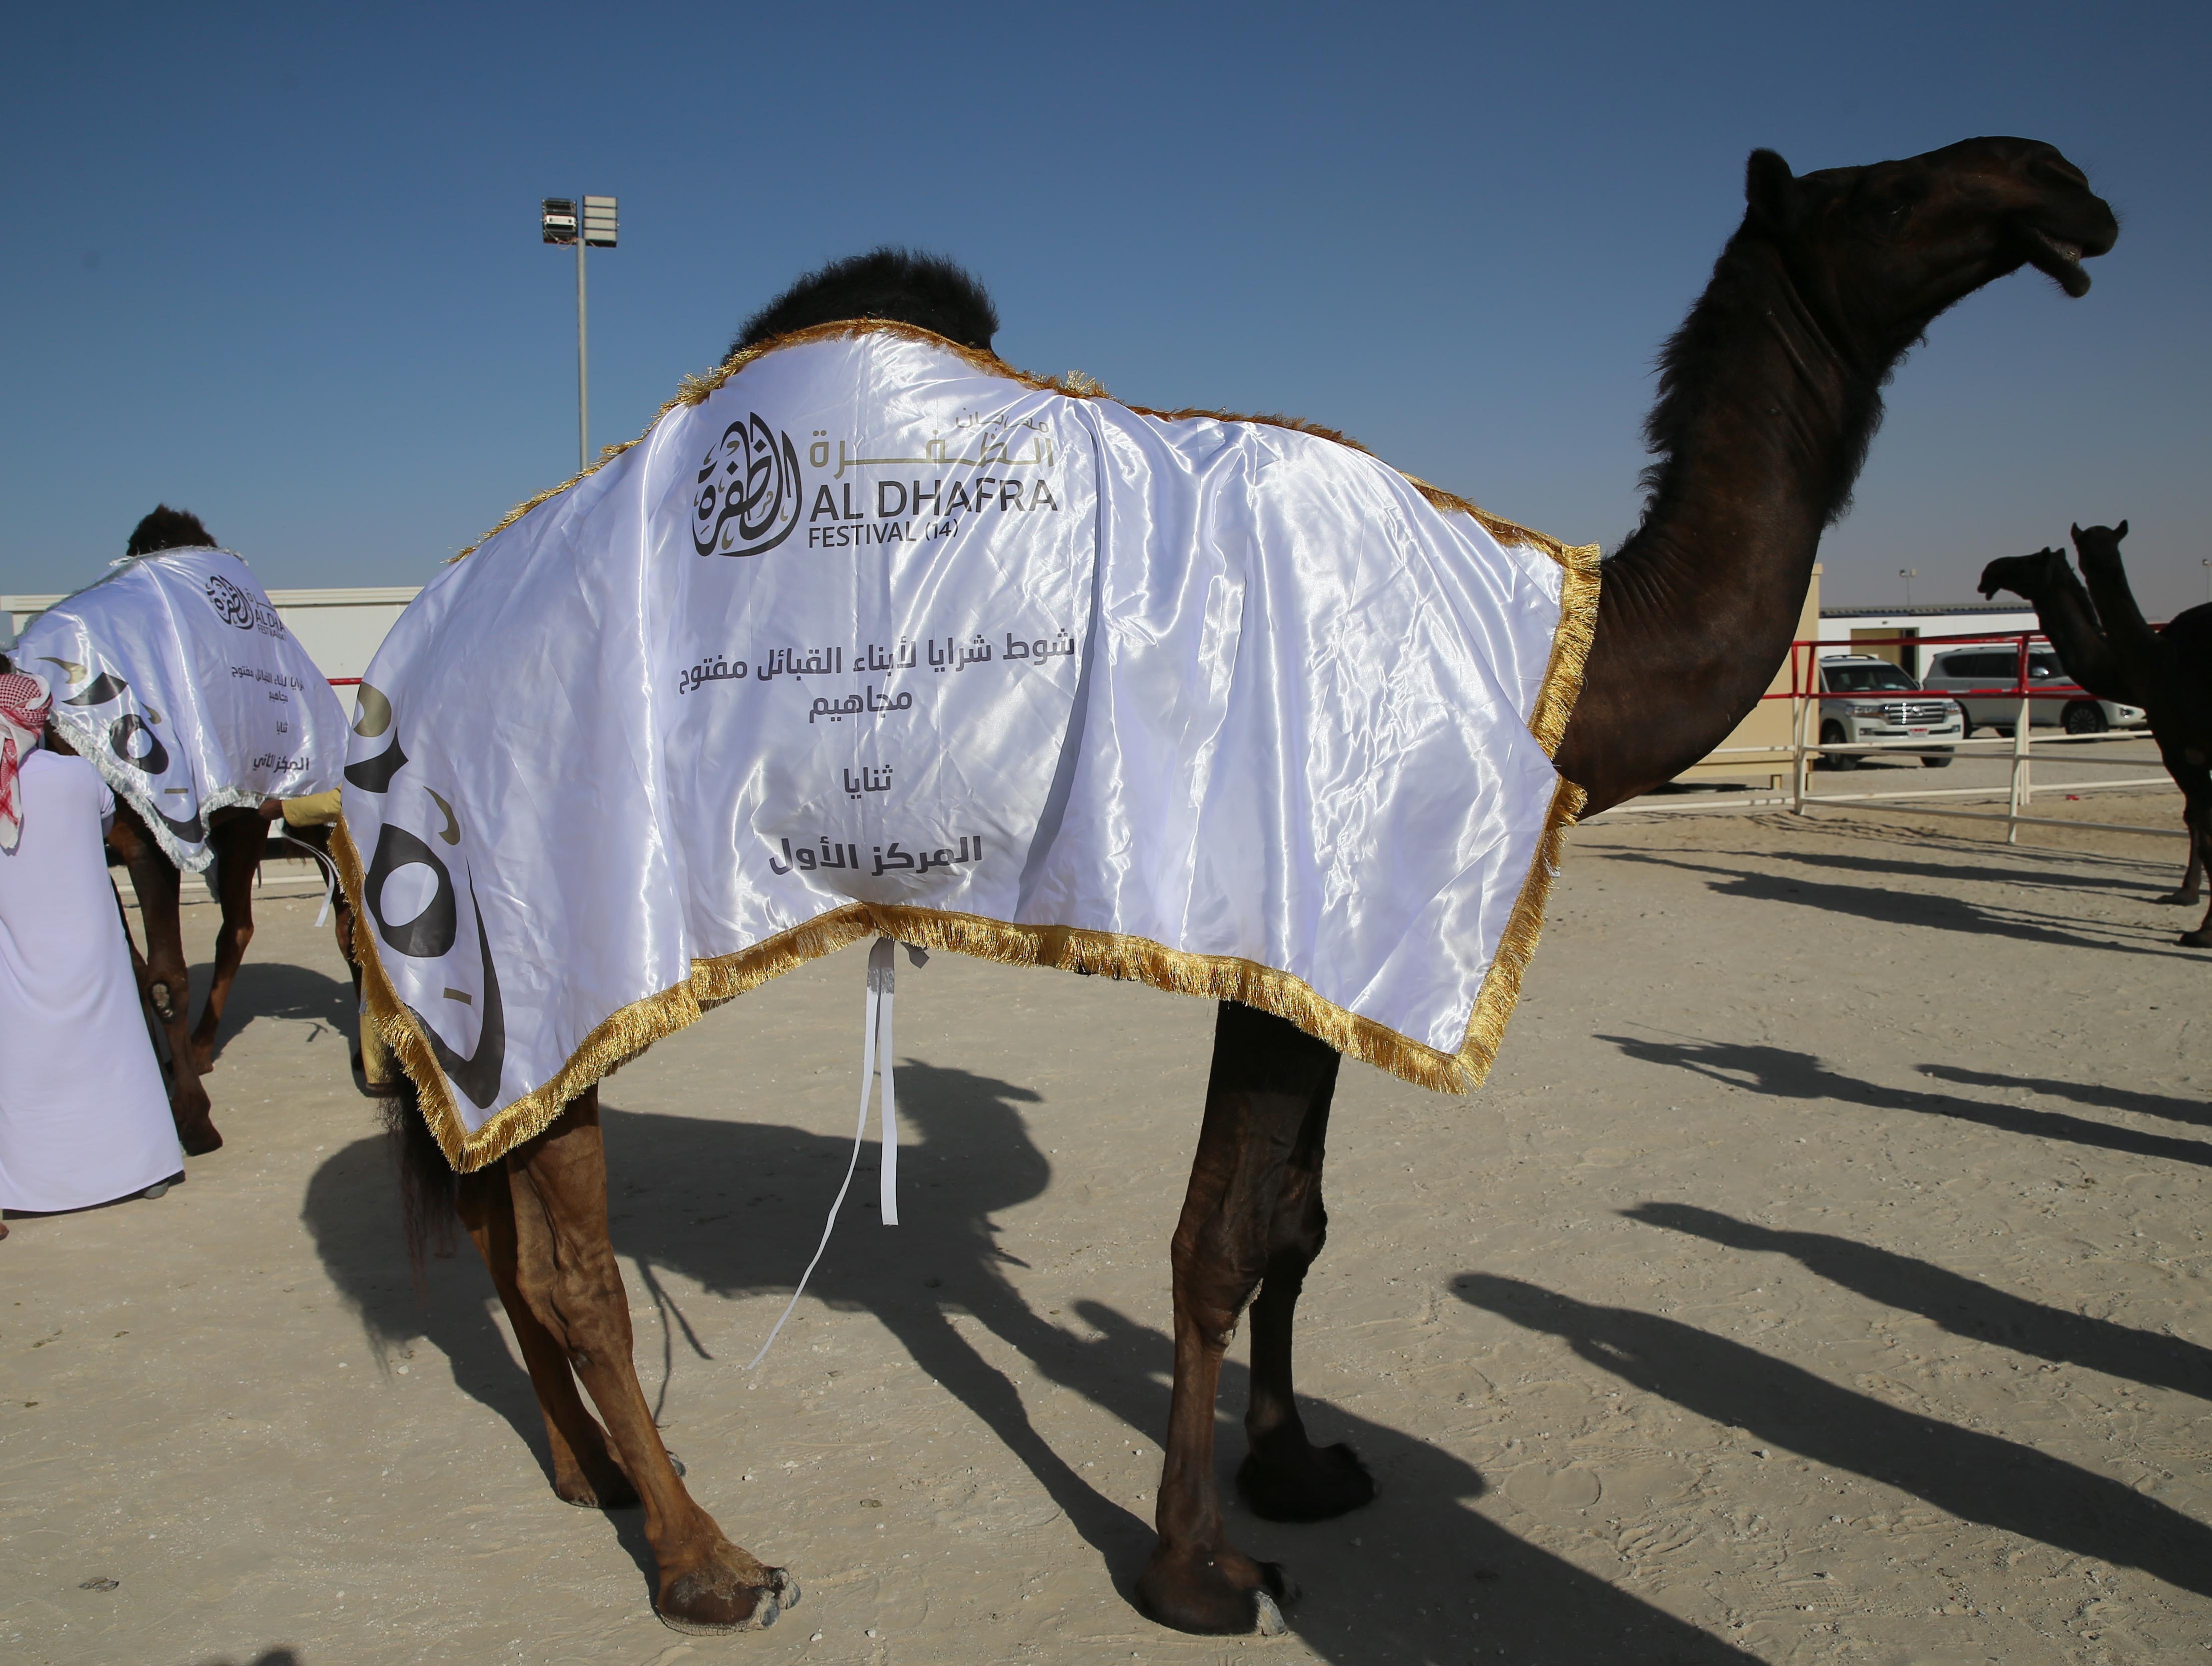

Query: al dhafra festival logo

[693,413,802,556]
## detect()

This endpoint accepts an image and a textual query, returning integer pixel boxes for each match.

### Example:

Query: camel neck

[1556,234,1887,812]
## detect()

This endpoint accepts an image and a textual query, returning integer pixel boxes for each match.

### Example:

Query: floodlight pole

[576,236,589,473]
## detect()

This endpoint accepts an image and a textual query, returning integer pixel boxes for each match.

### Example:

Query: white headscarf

[0,667,54,854]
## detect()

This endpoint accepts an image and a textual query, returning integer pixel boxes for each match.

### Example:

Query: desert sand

[5,790,2208,1666]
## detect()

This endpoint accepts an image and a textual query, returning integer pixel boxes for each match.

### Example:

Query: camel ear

[1745,150,1798,229]
[2069,523,2084,543]
[2115,519,2129,541]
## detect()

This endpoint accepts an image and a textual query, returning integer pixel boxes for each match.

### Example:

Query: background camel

[377,141,2115,1636]
[30,507,356,1154]
[1979,524,2212,945]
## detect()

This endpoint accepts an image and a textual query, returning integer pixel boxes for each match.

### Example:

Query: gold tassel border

[337,772,1587,1173]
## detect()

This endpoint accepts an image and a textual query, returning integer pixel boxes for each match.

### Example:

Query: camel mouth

[2019,224,2093,297]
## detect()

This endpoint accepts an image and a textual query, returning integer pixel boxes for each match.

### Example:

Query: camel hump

[730,247,999,357]
[127,504,216,557]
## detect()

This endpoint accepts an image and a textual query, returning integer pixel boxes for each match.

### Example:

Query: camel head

[729,246,999,359]
[2070,520,2130,568]
[126,504,215,557]
[1978,545,2074,602]
[1746,137,2115,353]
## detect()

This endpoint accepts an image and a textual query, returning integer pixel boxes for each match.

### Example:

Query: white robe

[0,750,183,1212]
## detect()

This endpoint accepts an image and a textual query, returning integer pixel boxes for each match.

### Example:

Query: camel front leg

[1235,1045,1375,1523]
[1138,1002,1339,1636]
[453,1165,640,1510]
[188,814,265,1074]
[110,813,220,1153]
[505,1088,797,1633]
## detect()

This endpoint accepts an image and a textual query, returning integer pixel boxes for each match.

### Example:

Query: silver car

[1919,645,2146,735]
[1817,655,1962,768]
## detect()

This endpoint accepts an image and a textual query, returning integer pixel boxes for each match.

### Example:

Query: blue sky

[6,2,2207,613]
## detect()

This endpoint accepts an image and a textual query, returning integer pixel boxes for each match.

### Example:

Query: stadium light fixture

[541,195,617,471]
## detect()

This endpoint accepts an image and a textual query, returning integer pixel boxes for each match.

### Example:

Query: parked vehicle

[1919,645,2147,735]
[1816,655,1962,768]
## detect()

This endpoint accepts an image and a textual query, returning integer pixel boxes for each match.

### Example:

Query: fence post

[2008,698,2032,846]
[1792,643,1810,814]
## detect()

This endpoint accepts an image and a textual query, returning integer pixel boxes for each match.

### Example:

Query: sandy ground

[5,787,2209,1666]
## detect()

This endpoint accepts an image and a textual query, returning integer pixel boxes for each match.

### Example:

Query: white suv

[1817,655,1963,768]
[1919,645,2147,735]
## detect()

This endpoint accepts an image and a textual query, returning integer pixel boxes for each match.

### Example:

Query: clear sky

[6,2,2206,614]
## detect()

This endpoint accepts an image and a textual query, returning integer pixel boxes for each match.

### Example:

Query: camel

[1980,525,2212,945]
[376,141,2115,1636]
[31,508,358,1153]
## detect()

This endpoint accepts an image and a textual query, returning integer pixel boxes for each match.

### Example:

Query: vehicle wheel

[1921,750,1953,768]
[2062,702,2108,735]
[1956,712,1974,738]
[1819,720,1858,770]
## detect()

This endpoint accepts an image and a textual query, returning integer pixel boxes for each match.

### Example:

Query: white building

[4,584,421,719]
[1816,602,2040,679]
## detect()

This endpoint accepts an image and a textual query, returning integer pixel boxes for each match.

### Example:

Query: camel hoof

[1253,1590,1288,1636]
[1136,1547,1293,1635]
[2179,930,2212,950]
[1237,1439,1376,1522]
[2154,891,2200,907]
[656,1563,796,1635]
[178,1118,223,1157]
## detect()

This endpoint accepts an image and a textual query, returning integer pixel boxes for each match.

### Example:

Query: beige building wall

[1674,563,1821,787]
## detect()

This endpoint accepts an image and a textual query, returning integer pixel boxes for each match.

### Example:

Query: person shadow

[301,1059,1757,1662]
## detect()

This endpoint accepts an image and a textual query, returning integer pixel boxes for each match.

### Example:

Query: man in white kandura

[0,668,183,1234]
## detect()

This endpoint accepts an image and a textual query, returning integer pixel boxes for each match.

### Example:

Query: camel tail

[383,1081,461,1295]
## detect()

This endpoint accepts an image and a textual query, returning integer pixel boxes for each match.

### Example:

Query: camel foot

[1136,1543,1294,1635]
[2155,891,2201,907]
[173,1099,223,1156]
[1237,1438,1376,1522]
[2178,929,2212,950]
[656,1556,798,1635]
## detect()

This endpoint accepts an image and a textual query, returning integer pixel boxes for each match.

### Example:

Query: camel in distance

[34,508,355,1153]
[378,138,2116,1637]
[1981,523,2212,944]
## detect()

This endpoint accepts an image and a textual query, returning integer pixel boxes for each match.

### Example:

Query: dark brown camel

[1978,524,2212,944]
[380,144,2116,1636]
[35,507,357,1154]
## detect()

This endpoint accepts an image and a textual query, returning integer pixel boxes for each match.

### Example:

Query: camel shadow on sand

[301,1060,1758,1663]
[1456,1272,2212,1601]
[1588,848,2189,959]
[1600,1033,2212,1171]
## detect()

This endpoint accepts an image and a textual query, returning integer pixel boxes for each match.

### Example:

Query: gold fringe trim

[454,318,1585,568]
[339,774,1587,1171]
[1530,537,1603,758]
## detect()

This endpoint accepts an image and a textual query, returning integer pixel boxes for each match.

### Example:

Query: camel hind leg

[1235,1046,1375,1522]
[1138,1001,1344,1636]
[188,811,269,1074]
[503,1088,796,1632]
[2157,794,2204,907]
[453,1162,641,1509]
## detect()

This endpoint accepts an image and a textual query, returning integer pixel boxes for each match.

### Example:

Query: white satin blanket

[17,549,351,870]
[339,325,1598,1168]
